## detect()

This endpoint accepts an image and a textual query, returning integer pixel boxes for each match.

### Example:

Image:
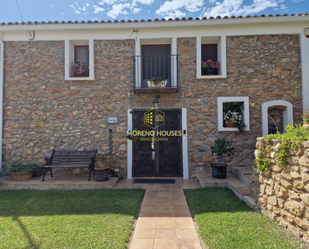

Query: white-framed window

[134,37,177,88]
[261,100,293,136]
[217,97,250,131]
[65,39,94,81]
[196,35,227,79]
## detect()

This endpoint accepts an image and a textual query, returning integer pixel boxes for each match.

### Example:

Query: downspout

[0,38,4,169]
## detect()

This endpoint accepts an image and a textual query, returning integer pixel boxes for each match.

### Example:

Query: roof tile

[0,14,306,27]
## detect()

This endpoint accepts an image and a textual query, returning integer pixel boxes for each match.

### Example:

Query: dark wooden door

[133,109,182,177]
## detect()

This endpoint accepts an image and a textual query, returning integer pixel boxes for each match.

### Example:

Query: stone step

[232,166,253,186]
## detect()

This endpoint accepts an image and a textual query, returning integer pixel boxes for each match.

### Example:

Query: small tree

[210,138,236,164]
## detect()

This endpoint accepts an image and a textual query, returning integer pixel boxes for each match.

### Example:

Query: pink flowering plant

[70,61,89,76]
[201,60,220,70]
[302,108,309,122]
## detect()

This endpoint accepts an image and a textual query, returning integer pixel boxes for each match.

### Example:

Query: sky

[0,0,308,23]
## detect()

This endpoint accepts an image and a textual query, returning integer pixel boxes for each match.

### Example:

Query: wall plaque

[107,116,118,124]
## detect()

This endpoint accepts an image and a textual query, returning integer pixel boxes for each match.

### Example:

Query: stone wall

[175,35,302,176]
[2,40,134,176]
[1,35,303,178]
[250,137,309,241]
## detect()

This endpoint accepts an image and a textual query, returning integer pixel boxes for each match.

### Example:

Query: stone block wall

[175,35,302,176]
[2,40,134,176]
[1,34,303,178]
[250,137,309,241]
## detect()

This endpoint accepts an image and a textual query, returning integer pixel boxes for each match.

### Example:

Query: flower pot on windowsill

[75,71,85,77]
[147,80,168,88]
[94,167,110,181]
[202,68,218,75]
[224,121,237,127]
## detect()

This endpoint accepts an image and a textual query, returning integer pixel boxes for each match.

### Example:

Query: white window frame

[135,37,177,88]
[261,100,293,136]
[196,35,227,79]
[65,39,94,81]
[217,97,250,131]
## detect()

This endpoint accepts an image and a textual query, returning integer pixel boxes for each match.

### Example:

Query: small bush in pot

[9,163,39,180]
[210,138,236,179]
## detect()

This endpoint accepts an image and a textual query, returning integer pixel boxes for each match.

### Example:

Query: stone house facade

[0,15,308,178]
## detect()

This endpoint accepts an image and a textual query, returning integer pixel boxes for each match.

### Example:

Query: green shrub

[9,164,39,173]
[256,123,309,172]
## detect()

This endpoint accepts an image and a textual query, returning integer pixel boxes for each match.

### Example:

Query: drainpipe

[0,38,4,169]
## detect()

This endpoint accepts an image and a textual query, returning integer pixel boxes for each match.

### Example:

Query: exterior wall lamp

[153,97,160,109]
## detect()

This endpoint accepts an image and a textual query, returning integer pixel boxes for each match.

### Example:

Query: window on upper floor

[65,39,94,81]
[201,44,219,75]
[196,36,227,79]
[133,38,178,93]
[141,44,171,88]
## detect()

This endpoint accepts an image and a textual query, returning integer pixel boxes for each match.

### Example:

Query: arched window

[262,100,293,136]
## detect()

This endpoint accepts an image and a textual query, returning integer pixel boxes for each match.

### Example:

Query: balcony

[133,54,178,93]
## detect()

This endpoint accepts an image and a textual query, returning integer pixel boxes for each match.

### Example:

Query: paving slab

[129,183,202,249]
[0,175,118,190]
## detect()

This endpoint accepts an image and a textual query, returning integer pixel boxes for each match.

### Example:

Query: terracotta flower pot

[10,171,34,180]
[225,121,237,127]
[75,71,85,77]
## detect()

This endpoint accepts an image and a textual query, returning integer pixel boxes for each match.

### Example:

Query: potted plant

[302,108,309,130]
[94,155,110,181]
[223,102,246,132]
[201,60,220,75]
[94,166,110,181]
[210,138,236,179]
[223,111,242,127]
[9,163,39,180]
[147,75,167,87]
[70,61,87,77]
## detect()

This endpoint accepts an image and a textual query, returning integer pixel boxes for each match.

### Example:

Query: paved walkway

[114,180,203,249]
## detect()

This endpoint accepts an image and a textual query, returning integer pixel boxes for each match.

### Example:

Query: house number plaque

[107,116,118,124]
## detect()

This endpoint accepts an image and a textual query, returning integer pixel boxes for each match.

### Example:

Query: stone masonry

[2,35,302,177]
[250,137,309,242]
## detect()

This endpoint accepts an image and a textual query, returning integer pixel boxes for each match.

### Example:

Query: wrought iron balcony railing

[133,54,178,93]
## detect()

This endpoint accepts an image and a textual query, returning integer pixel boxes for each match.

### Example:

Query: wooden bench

[42,150,97,181]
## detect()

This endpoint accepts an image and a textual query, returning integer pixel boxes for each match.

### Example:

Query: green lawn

[185,188,308,249]
[0,189,144,249]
